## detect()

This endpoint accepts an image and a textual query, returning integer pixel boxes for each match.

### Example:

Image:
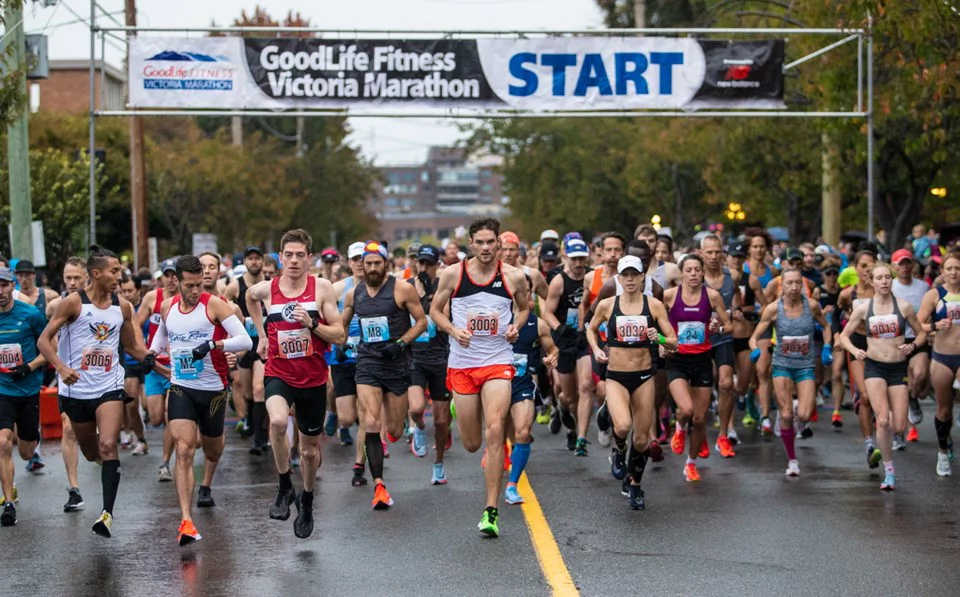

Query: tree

[0,0,27,128]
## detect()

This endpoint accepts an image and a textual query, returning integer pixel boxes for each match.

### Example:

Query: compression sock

[509,443,531,485]
[613,432,628,454]
[252,402,267,443]
[101,460,121,515]
[365,432,385,480]
[780,427,797,460]
[627,447,649,484]
[935,417,952,451]
[279,470,292,491]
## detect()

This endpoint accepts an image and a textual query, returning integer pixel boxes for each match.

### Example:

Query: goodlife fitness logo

[142,51,236,91]
[718,58,759,89]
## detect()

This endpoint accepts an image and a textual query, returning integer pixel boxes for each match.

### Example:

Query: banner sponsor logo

[141,50,237,91]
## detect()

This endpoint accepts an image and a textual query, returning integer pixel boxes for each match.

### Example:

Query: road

[3,402,960,597]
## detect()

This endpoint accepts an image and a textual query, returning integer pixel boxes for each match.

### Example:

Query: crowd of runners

[0,219,958,541]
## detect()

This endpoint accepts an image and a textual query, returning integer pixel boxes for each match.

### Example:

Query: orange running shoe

[372,482,394,510]
[906,426,919,442]
[177,519,201,546]
[831,410,843,428]
[671,428,686,455]
[698,437,710,459]
[683,462,701,482]
[715,436,735,458]
[503,443,511,471]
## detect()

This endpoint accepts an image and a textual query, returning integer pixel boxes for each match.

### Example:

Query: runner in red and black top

[663,254,732,483]
[135,258,179,483]
[247,229,344,539]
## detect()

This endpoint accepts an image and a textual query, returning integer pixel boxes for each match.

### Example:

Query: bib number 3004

[0,343,23,372]
[81,346,113,372]
[278,329,313,359]
[467,311,499,337]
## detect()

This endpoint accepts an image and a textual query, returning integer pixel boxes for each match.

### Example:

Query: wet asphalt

[2,401,960,597]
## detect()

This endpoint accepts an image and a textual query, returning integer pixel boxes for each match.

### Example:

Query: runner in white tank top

[431,218,530,538]
[38,248,153,539]
[147,256,251,546]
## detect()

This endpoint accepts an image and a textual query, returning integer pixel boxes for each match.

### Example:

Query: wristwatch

[397,339,408,350]
[309,317,320,331]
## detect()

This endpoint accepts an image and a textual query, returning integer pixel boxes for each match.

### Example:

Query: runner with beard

[223,247,268,455]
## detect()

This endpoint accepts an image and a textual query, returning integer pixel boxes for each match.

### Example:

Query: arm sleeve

[220,315,253,352]
[149,318,168,354]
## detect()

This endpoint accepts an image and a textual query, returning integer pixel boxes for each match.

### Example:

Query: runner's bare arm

[120,299,151,363]
[901,302,927,349]
[222,279,239,302]
[916,288,940,334]
[838,303,868,355]
[245,281,271,339]
[37,293,82,380]
[398,282,427,344]
[507,268,530,340]
[341,287,356,327]
[530,269,549,300]
[310,279,345,345]
[708,288,732,330]
[580,271,595,323]
[590,277,617,316]
[135,289,156,328]
[537,318,559,369]
[429,265,459,336]
[810,300,833,347]
[650,298,678,350]
[749,303,778,350]
[586,297,611,361]
[543,274,564,331]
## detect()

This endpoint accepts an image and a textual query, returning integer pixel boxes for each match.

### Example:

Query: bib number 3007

[278,329,313,359]
[81,346,113,372]
[467,311,499,337]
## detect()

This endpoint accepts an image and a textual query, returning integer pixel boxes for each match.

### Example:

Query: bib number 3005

[81,346,113,372]
[278,329,313,359]
[467,311,499,337]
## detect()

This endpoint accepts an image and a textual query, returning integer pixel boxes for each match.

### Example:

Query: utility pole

[633,0,645,29]
[125,0,148,269]
[821,133,841,246]
[231,115,243,147]
[4,0,34,260]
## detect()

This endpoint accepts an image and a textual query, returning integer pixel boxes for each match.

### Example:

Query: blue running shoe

[25,453,45,473]
[880,473,895,491]
[339,427,353,446]
[323,412,337,437]
[504,484,524,505]
[609,448,627,480]
[411,427,427,458]
[628,485,645,510]
[431,462,447,485]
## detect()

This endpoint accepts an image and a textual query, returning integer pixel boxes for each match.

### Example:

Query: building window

[437,228,450,239]
[384,197,398,207]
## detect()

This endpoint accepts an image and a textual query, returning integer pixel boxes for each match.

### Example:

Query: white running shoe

[937,451,952,477]
[597,427,612,448]
[785,460,800,477]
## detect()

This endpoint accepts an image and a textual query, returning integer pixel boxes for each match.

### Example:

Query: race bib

[512,353,529,378]
[80,346,113,372]
[946,301,960,324]
[616,316,648,343]
[779,335,810,357]
[361,316,390,343]
[868,314,900,339]
[677,321,706,345]
[565,308,579,328]
[344,335,360,359]
[0,343,23,372]
[278,328,313,359]
[172,349,204,380]
[244,317,258,337]
[413,315,437,343]
[467,310,499,337]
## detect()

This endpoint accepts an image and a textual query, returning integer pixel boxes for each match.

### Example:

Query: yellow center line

[515,470,580,596]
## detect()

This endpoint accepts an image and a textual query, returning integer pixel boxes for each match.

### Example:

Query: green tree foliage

[0,0,27,128]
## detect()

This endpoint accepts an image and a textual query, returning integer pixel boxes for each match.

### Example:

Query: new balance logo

[492,281,503,288]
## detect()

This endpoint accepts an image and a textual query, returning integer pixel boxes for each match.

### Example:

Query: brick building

[33,60,125,114]
[370,146,508,244]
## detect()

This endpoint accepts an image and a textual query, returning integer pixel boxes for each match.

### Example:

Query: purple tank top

[669,286,712,354]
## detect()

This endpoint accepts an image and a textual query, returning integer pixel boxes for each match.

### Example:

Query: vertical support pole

[857,33,863,113]
[88,0,98,247]
[866,16,875,242]
[126,0,148,269]
[5,0,34,260]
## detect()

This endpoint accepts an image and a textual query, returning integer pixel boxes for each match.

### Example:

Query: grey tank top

[772,297,815,370]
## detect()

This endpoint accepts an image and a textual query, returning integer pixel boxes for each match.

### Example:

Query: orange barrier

[40,386,62,440]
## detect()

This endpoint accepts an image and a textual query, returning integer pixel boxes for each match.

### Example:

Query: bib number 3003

[467,311,499,337]
[278,329,313,359]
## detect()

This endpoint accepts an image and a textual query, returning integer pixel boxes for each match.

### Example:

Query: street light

[651,214,662,230]
[726,202,746,221]
[931,187,948,198]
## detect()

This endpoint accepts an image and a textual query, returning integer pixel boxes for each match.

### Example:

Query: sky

[21,0,604,165]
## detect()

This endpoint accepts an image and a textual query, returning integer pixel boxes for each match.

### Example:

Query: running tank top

[607,295,654,349]
[669,287,712,355]
[745,261,774,290]
[354,276,411,363]
[707,268,735,346]
[553,271,584,329]
[265,276,328,388]
[332,276,361,364]
[772,298,815,370]
[448,261,515,369]
[409,276,448,366]
[236,276,261,337]
[866,297,906,340]
[934,286,960,324]
[165,293,228,390]
[588,269,607,307]
[511,312,540,382]
[57,290,125,400]
[147,290,171,365]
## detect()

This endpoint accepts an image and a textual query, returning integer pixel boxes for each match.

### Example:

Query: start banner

[129,37,785,111]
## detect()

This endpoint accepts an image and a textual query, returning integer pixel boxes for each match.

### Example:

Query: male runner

[635,224,681,289]
[890,249,930,444]
[136,258,179,482]
[13,259,58,316]
[500,232,548,301]
[223,246,268,454]
[45,257,89,511]
[149,255,251,545]
[432,217,529,537]
[118,275,148,456]
[0,267,48,526]
[341,241,426,509]
[39,247,156,537]
[247,229,344,539]
[544,238,593,455]
[407,245,451,482]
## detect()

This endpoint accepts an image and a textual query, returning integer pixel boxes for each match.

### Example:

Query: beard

[365,270,385,287]
[247,264,262,276]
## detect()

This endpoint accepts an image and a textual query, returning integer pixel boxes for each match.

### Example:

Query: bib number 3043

[278,329,313,359]
[81,346,113,372]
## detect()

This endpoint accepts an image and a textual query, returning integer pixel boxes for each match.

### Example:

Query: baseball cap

[617,255,644,274]
[13,259,35,274]
[814,244,834,256]
[244,246,263,258]
[406,242,422,257]
[347,242,366,259]
[540,229,559,242]
[416,244,440,265]
[540,242,560,261]
[161,258,177,274]
[821,264,840,275]
[0,267,13,282]
[727,242,747,258]
[564,239,590,259]
[321,248,340,263]
[499,231,520,245]
[891,249,914,265]
[562,232,584,244]
[784,247,803,261]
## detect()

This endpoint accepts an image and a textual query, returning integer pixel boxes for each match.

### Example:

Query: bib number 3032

[278,329,313,359]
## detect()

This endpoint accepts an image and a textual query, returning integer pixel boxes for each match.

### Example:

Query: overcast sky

[22,0,603,164]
